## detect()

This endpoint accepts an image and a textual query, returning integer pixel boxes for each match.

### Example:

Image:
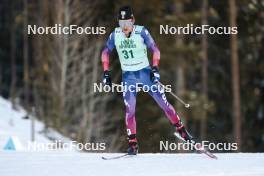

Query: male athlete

[101,6,193,155]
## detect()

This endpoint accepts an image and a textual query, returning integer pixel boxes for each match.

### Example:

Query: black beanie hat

[118,6,134,20]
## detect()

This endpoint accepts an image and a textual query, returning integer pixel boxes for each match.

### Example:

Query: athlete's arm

[141,28,160,67]
[101,31,115,71]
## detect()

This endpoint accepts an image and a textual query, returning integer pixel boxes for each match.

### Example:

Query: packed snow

[0,152,263,176]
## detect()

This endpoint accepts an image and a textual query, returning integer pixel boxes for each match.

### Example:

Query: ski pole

[158,81,190,109]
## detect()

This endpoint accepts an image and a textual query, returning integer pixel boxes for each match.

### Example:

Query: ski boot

[175,123,195,144]
[127,134,138,155]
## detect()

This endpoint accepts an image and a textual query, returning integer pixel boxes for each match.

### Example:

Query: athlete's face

[119,19,134,35]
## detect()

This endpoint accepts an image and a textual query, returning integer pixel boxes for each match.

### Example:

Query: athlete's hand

[103,70,112,86]
[150,66,160,83]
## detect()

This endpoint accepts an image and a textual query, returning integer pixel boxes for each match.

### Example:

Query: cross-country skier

[101,6,194,155]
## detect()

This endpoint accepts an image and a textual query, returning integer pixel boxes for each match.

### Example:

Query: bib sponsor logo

[119,39,136,49]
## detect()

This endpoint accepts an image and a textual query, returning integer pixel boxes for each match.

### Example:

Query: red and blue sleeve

[141,28,160,67]
[101,32,115,71]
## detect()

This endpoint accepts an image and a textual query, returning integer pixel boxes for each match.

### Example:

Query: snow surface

[0,152,263,176]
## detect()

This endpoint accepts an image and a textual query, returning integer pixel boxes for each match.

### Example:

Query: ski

[174,132,218,160]
[102,153,136,160]
[194,143,218,159]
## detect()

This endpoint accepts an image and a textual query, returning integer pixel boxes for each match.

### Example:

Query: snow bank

[0,97,73,151]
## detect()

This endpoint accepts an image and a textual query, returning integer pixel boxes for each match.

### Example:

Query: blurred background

[0,0,263,153]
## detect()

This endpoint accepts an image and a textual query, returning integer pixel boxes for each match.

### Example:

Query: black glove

[103,70,112,86]
[150,66,160,83]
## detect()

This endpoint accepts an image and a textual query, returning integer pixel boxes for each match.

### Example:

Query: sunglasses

[119,20,134,28]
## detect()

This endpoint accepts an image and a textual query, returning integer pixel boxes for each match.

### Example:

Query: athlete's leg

[151,86,197,141]
[123,88,137,135]
[122,71,139,154]
[122,72,138,135]
[140,67,193,141]
[150,85,182,126]
[140,67,182,126]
